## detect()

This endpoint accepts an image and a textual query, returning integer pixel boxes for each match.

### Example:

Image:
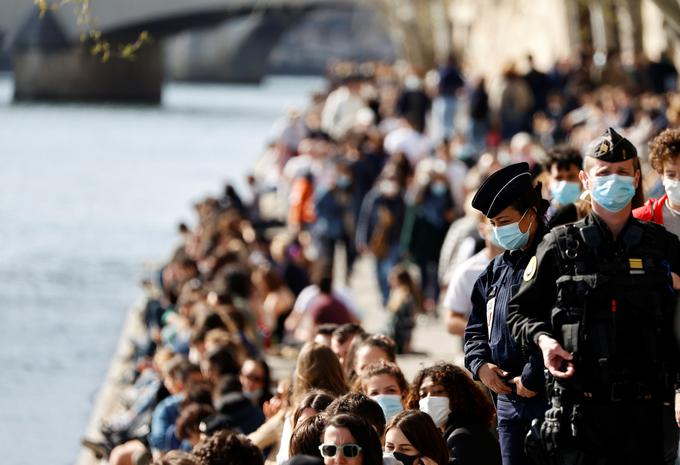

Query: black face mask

[393,451,420,465]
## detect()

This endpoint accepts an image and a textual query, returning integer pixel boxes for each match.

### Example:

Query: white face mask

[418,396,451,428]
[188,347,201,365]
[664,177,680,206]
[380,180,399,197]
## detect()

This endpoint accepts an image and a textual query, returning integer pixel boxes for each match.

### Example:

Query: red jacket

[632,194,667,225]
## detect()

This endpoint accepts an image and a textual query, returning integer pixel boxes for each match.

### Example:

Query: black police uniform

[507,128,680,465]
[464,163,549,465]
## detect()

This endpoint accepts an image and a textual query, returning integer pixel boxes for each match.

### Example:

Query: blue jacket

[355,188,406,251]
[464,226,547,397]
[148,393,184,451]
[313,187,351,240]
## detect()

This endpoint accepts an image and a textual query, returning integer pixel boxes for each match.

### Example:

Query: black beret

[471,162,533,218]
[586,127,637,162]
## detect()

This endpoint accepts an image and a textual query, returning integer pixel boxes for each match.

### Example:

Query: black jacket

[445,423,501,465]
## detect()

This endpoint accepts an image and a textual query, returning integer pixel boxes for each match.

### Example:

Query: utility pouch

[562,323,580,354]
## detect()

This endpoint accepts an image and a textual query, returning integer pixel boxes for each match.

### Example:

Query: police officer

[465,162,549,465]
[508,128,680,465]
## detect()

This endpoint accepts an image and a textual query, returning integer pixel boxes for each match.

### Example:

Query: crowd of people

[82,49,680,465]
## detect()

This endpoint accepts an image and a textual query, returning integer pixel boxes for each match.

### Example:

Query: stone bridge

[0,0,360,101]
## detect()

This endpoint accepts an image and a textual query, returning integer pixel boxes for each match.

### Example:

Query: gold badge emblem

[523,256,537,281]
[597,142,610,157]
[629,258,643,269]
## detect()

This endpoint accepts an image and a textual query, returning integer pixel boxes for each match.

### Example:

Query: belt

[582,382,655,402]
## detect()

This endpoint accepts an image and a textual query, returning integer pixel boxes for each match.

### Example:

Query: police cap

[586,127,637,162]
[472,162,533,218]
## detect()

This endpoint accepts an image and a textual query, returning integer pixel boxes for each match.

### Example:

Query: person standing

[432,55,465,142]
[542,145,586,228]
[356,166,406,305]
[634,128,680,235]
[464,162,549,465]
[403,170,456,310]
[632,128,680,465]
[443,217,503,338]
[508,127,680,465]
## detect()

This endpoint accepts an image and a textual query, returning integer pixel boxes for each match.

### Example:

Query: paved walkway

[268,254,463,382]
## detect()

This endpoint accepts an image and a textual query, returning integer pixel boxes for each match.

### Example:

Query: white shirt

[443,249,494,318]
[383,126,432,165]
[662,198,680,238]
[275,413,293,465]
[321,87,367,140]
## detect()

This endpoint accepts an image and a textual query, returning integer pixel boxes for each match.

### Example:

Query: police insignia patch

[523,256,537,281]
[597,142,610,156]
[629,258,643,269]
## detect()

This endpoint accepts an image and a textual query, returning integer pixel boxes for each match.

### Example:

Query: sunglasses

[318,443,363,458]
[242,372,264,383]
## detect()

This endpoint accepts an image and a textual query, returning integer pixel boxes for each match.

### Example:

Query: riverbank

[75,253,460,464]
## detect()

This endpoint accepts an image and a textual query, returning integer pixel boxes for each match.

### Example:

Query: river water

[0,75,323,465]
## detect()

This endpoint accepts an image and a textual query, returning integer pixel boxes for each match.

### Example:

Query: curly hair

[192,430,264,465]
[153,451,199,465]
[359,360,408,399]
[405,362,495,429]
[649,128,680,174]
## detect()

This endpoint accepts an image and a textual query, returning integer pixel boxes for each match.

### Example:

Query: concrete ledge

[75,297,147,465]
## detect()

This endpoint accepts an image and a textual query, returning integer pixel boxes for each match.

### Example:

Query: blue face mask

[550,181,581,206]
[492,209,532,250]
[589,174,635,212]
[430,182,448,197]
[337,175,351,189]
[372,394,404,422]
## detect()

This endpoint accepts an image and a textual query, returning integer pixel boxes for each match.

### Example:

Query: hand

[675,392,680,427]
[541,406,565,454]
[415,457,438,465]
[478,363,512,394]
[672,272,680,290]
[263,396,283,419]
[538,335,575,379]
[511,376,537,398]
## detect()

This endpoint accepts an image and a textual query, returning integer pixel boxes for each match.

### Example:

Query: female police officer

[464,162,549,465]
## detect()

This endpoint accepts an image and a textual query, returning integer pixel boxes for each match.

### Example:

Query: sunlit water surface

[0,75,323,464]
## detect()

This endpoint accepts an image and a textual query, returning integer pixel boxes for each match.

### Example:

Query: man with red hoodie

[632,128,680,465]
[634,129,680,237]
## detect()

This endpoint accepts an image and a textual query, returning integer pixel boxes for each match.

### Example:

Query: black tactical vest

[550,218,678,399]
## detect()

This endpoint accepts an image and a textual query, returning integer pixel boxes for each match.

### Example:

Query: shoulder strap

[553,220,599,275]
[552,224,580,275]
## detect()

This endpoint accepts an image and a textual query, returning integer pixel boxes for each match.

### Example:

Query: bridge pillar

[13,8,163,103]
[167,9,307,83]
